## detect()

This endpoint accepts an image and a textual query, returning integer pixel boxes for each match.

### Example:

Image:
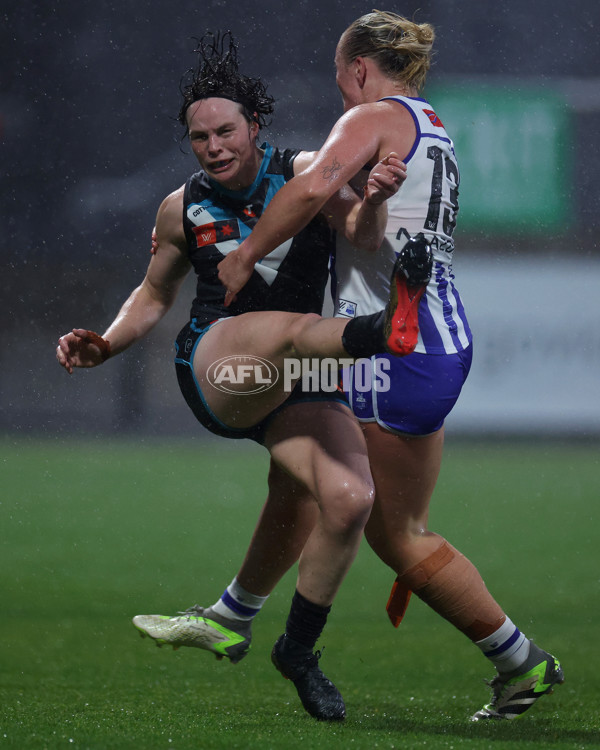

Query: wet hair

[339,10,434,92]
[178,31,275,131]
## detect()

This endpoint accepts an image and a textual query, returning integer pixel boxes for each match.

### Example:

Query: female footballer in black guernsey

[56,31,422,721]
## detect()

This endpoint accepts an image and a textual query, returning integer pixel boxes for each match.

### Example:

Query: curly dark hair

[178,32,275,131]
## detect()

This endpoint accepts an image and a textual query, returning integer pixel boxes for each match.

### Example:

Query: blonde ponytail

[340,10,435,92]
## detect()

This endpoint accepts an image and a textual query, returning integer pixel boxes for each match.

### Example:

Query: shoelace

[483,674,510,705]
[178,605,205,619]
[299,649,330,680]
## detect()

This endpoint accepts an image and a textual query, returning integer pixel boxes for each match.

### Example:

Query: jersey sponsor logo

[192,219,241,248]
[338,299,357,317]
[423,109,444,128]
[187,202,217,225]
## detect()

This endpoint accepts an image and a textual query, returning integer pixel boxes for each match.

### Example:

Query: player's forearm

[346,197,388,253]
[101,282,173,356]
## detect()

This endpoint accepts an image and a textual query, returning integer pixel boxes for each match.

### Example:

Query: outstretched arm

[56,188,191,374]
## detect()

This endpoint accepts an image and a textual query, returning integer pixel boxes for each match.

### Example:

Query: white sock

[211,577,269,623]
[475,616,531,673]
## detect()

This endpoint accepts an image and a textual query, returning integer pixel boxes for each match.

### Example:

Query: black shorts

[174,319,349,444]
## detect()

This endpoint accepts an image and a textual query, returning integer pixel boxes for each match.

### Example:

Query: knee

[321,481,375,538]
[365,525,442,574]
[290,312,322,332]
[287,313,322,354]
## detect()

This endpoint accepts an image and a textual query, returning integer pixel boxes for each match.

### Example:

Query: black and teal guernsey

[182,143,334,326]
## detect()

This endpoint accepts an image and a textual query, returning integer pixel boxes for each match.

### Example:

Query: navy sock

[341,311,386,358]
[285,590,331,650]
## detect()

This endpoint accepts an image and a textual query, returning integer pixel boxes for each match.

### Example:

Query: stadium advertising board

[426,84,571,232]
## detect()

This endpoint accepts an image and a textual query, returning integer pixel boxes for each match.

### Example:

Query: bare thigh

[192,311,316,430]
[364,422,445,571]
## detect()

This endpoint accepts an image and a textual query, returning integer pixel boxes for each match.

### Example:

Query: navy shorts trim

[174,319,349,444]
[345,345,473,436]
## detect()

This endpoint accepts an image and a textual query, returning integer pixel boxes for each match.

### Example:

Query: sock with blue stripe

[475,616,531,673]
[211,577,269,624]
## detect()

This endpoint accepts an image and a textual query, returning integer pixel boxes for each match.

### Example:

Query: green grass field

[1,437,598,749]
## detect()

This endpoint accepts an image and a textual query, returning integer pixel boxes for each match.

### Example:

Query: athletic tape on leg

[394,540,506,641]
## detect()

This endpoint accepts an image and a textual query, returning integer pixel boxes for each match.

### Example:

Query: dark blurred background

[2,0,599,438]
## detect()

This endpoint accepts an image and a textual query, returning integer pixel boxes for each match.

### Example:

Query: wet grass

[1,437,598,749]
